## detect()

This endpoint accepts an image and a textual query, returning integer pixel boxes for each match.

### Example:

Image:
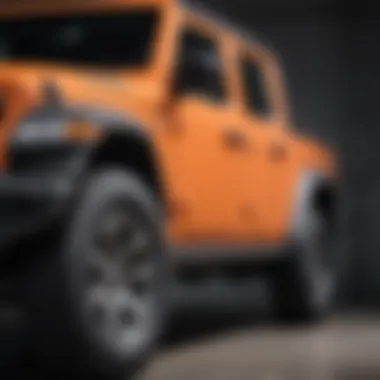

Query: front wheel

[26,167,169,380]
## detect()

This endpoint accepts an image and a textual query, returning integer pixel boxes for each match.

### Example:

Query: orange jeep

[0,0,338,379]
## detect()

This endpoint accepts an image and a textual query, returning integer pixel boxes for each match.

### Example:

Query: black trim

[0,175,75,249]
[10,141,91,174]
[0,141,94,260]
[169,242,295,268]
[0,174,71,201]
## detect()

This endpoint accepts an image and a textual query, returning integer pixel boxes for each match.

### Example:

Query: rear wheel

[270,205,335,323]
[26,167,168,380]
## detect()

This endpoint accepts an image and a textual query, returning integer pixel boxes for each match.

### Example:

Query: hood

[0,61,162,119]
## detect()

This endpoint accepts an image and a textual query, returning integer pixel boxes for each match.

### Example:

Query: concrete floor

[143,314,380,380]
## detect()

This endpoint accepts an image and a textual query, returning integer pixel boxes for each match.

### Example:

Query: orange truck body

[0,0,337,250]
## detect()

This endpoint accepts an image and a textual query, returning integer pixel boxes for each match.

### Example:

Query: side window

[241,57,271,117]
[175,28,226,102]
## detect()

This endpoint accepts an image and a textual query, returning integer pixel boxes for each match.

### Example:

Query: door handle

[222,129,248,150]
[270,142,287,161]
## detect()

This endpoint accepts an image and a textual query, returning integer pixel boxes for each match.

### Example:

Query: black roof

[179,0,276,55]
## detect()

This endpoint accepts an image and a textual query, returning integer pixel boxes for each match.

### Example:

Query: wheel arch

[88,124,166,209]
[289,170,338,242]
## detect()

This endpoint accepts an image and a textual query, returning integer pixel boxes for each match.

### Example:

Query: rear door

[237,49,291,242]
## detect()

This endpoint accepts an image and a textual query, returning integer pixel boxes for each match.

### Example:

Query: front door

[167,24,251,245]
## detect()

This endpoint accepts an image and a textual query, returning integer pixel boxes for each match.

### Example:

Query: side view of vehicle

[0,0,338,379]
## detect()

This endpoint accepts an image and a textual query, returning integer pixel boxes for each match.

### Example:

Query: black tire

[26,167,169,380]
[270,205,335,324]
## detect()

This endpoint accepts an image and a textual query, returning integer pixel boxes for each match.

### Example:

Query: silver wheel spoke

[131,261,155,283]
[86,285,114,328]
[83,203,156,354]
[113,288,151,350]
[121,289,149,320]
[129,231,151,257]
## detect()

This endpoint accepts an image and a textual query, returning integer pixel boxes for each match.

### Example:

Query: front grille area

[0,274,26,367]
[10,143,76,174]
[0,198,40,225]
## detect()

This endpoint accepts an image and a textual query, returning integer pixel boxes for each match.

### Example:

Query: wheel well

[89,132,164,205]
[313,182,337,221]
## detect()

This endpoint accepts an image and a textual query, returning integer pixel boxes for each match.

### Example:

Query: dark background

[189,0,379,306]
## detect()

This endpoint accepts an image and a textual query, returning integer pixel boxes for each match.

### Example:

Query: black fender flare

[288,170,336,244]
[10,104,157,178]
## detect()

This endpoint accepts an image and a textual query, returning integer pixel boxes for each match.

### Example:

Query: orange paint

[0,0,337,246]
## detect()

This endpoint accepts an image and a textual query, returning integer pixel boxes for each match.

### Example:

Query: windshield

[0,9,159,67]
